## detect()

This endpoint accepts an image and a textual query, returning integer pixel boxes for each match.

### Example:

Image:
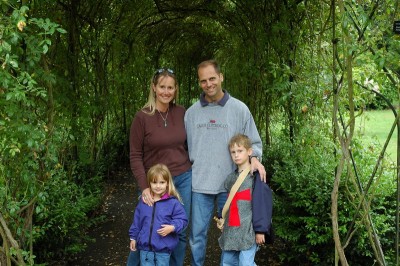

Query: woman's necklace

[157,108,169,127]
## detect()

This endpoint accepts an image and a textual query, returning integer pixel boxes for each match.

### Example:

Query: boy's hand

[213,216,224,231]
[255,233,265,245]
[130,239,137,251]
[157,224,175,236]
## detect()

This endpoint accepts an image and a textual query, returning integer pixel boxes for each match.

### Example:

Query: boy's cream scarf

[214,167,251,230]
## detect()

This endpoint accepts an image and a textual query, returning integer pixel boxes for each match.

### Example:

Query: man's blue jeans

[190,191,227,266]
[220,243,258,266]
[126,169,192,266]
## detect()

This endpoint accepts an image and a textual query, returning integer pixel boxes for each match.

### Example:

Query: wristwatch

[250,155,260,161]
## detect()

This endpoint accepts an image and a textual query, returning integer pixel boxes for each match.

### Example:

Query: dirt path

[68,166,279,266]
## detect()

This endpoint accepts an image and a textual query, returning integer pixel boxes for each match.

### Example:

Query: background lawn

[356,109,398,162]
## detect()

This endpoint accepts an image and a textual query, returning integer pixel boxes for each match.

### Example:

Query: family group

[126,60,273,266]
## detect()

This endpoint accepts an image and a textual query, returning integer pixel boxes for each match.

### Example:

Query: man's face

[198,65,224,102]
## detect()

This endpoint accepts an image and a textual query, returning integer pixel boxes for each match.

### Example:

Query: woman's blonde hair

[142,68,178,115]
[147,163,182,202]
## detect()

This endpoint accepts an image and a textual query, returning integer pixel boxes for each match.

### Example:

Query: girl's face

[229,143,252,167]
[153,76,176,107]
[150,175,168,197]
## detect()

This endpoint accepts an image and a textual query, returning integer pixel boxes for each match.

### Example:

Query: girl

[129,164,188,266]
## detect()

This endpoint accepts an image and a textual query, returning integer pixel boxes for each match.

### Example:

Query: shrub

[33,167,104,262]
[267,127,396,264]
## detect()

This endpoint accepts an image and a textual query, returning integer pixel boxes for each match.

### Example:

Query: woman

[127,68,192,266]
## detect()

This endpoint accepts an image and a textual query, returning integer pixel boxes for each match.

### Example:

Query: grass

[355,109,398,162]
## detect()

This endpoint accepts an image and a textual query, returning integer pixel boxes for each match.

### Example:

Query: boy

[217,134,273,266]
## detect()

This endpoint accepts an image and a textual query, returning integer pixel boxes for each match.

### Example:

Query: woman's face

[153,76,176,106]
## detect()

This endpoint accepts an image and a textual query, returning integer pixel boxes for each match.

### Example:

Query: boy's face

[229,143,252,167]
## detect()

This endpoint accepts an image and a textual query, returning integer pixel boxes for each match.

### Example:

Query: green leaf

[9,60,18,68]
[1,41,11,52]
[43,44,48,54]
[57,28,67,34]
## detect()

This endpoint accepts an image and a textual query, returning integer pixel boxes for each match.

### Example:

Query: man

[184,59,266,266]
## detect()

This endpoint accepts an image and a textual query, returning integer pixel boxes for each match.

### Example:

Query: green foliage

[346,138,397,264]
[366,82,397,110]
[269,123,396,264]
[33,167,103,262]
[268,123,336,264]
[353,55,398,110]
[0,2,105,265]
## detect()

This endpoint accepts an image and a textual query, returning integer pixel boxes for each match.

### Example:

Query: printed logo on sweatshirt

[196,119,228,130]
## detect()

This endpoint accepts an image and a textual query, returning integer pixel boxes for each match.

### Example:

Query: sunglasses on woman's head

[153,68,175,83]
[154,68,174,75]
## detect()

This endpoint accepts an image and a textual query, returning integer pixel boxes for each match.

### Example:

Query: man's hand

[157,224,175,237]
[250,157,266,182]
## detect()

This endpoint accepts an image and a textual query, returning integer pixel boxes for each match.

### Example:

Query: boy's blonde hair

[147,163,182,202]
[229,134,252,150]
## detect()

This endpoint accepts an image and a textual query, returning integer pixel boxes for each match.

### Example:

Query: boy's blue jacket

[129,195,188,253]
[252,171,273,236]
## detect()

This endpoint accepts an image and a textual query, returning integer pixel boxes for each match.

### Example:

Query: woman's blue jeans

[170,168,192,265]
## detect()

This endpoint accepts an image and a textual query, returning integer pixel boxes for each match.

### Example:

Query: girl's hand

[130,240,137,251]
[157,224,175,236]
[141,187,154,206]
[256,233,265,245]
